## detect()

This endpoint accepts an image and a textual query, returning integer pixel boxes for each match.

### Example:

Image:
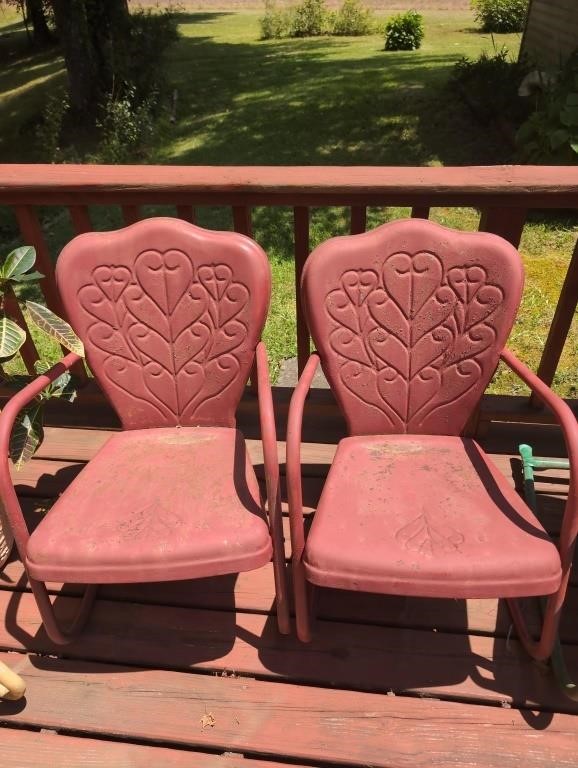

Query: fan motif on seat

[325,250,504,432]
[78,248,250,424]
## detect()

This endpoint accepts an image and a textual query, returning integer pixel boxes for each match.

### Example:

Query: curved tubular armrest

[286,353,320,563]
[0,353,82,558]
[255,342,280,528]
[500,348,578,574]
[256,342,290,632]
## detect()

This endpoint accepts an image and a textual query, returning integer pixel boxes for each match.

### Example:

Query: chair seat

[26,427,271,584]
[303,435,561,599]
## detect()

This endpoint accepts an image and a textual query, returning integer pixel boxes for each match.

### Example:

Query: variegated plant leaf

[33,360,51,376]
[47,373,76,403]
[25,301,85,356]
[2,246,36,280]
[11,270,44,284]
[33,361,77,403]
[9,405,44,469]
[0,315,26,359]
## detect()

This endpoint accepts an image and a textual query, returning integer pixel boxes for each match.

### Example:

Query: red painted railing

[0,164,576,411]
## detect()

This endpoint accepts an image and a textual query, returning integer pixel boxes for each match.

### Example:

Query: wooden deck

[1,389,577,767]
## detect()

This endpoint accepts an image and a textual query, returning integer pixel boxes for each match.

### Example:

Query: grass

[0,8,576,393]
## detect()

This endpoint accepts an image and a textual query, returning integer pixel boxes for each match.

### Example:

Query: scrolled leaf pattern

[395,512,465,556]
[325,251,504,432]
[79,249,249,424]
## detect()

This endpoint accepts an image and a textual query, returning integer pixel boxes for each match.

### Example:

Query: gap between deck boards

[0,726,307,768]
[2,650,578,768]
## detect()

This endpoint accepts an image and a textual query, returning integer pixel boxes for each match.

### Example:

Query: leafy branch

[0,245,84,468]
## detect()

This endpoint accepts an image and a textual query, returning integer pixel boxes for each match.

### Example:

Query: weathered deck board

[2,651,578,768]
[0,727,301,768]
[11,429,570,506]
[28,424,572,473]
[0,591,573,712]
[5,556,578,643]
[1,417,575,766]
[0,558,547,638]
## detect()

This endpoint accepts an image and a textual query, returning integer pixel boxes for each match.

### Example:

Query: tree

[49,0,131,118]
[0,0,53,46]
[26,0,53,46]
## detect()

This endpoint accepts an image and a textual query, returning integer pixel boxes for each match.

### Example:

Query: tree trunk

[26,0,53,46]
[50,0,99,116]
[85,0,131,97]
[49,0,131,121]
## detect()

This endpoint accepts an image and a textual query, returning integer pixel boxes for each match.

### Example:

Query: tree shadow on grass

[171,11,235,24]
[0,10,515,170]
[164,19,514,169]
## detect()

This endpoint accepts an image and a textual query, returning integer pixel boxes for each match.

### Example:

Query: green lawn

[0,8,576,392]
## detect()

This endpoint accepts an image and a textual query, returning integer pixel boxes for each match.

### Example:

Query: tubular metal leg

[516,443,576,698]
[30,579,98,645]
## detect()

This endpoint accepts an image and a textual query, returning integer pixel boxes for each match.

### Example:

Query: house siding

[520,0,578,68]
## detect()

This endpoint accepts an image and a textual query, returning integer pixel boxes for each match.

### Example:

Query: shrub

[93,8,178,163]
[260,0,293,39]
[260,0,375,38]
[471,0,528,33]
[115,8,180,108]
[290,0,331,37]
[450,47,531,124]
[384,10,424,51]
[333,0,374,36]
[36,87,70,163]
[97,87,160,164]
[517,50,578,163]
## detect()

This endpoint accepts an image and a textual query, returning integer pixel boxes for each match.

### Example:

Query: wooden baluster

[293,207,310,376]
[3,288,39,374]
[350,206,367,235]
[232,206,253,238]
[531,238,578,407]
[411,206,430,219]
[473,206,529,432]
[68,205,92,236]
[14,205,87,383]
[478,207,527,248]
[14,205,64,317]
[121,205,140,226]
[176,205,197,224]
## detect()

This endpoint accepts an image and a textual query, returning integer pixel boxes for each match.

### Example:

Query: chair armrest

[286,353,320,563]
[255,342,280,528]
[0,353,82,557]
[256,342,290,633]
[500,348,578,572]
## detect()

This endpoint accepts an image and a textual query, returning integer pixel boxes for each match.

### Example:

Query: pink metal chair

[287,218,578,662]
[0,218,289,644]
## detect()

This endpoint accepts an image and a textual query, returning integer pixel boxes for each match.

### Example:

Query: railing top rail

[1,164,577,207]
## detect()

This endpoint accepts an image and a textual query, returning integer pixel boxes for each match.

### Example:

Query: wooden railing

[0,164,577,418]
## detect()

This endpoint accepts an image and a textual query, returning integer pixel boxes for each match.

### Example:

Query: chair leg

[293,559,313,642]
[506,594,559,662]
[30,578,98,646]
[270,492,291,636]
[514,443,577,696]
[272,558,291,636]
